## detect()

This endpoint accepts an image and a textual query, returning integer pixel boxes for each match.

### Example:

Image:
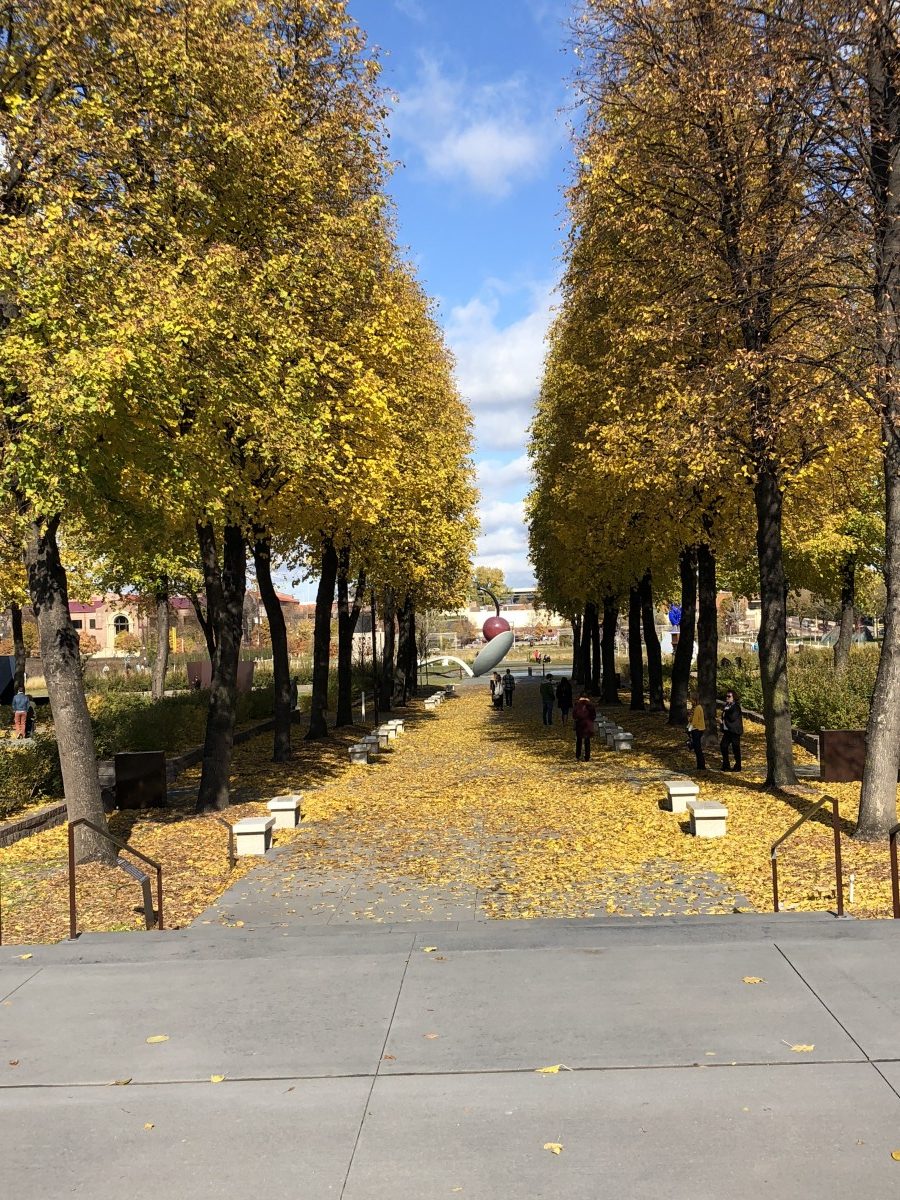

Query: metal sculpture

[471,584,514,677]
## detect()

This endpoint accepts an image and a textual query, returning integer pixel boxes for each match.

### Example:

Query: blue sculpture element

[668,605,682,627]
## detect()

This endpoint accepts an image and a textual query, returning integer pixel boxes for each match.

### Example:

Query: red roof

[69,602,100,614]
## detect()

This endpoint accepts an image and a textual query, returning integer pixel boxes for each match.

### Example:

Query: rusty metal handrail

[214,816,236,872]
[770,793,844,916]
[890,823,900,919]
[68,819,163,940]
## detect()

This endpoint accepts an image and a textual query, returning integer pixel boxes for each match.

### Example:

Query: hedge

[718,646,878,733]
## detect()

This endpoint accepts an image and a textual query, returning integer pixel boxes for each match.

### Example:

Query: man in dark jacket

[720,690,743,771]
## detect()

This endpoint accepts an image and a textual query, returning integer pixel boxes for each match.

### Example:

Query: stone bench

[267,794,302,830]
[233,816,275,856]
[663,779,700,813]
[687,800,728,838]
[349,743,369,765]
[377,724,397,743]
[613,732,634,752]
[387,719,404,735]
[362,735,381,754]
[372,728,391,749]
[605,726,623,748]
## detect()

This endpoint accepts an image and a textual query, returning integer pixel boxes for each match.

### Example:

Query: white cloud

[476,454,533,502]
[393,0,426,20]
[446,280,555,454]
[392,58,551,198]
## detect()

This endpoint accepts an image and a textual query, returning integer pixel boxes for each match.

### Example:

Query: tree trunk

[753,468,796,787]
[10,602,26,693]
[628,586,645,710]
[834,556,856,674]
[405,605,419,698]
[254,536,291,760]
[589,602,602,693]
[189,590,216,661]
[669,546,697,726]
[335,548,365,727]
[600,597,620,704]
[379,588,396,712]
[196,522,247,811]
[577,604,592,685]
[571,614,581,678]
[24,515,114,863]
[394,596,415,705]
[370,590,380,724]
[151,582,169,702]
[696,542,719,747]
[306,536,338,741]
[858,14,900,838]
[640,570,665,711]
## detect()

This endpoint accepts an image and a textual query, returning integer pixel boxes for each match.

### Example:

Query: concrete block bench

[362,735,381,754]
[687,800,728,838]
[663,779,700,813]
[386,719,404,735]
[605,726,623,748]
[613,732,634,751]
[267,794,302,830]
[234,816,275,856]
[377,724,397,743]
[373,728,391,749]
[349,743,369,764]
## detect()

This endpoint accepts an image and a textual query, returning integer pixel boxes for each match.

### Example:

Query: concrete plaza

[3,913,900,1197]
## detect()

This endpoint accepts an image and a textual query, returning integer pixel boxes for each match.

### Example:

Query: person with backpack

[490,672,504,710]
[573,692,597,761]
[720,689,744,771]
[555,676,573,725]
[502,669,516,707]
[539,674,555,725]
[11,687,28,739]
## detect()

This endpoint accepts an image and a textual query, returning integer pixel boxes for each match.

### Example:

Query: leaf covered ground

[1,680,896,944]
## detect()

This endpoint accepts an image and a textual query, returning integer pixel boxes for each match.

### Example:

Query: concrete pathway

[3,914,900,1198]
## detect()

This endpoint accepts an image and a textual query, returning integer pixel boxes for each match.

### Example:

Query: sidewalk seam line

[339,938,414,1199]
[773,941,870,1060]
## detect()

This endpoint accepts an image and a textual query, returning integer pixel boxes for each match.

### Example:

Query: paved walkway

[194,676,756,929]
[3,914,900,1197]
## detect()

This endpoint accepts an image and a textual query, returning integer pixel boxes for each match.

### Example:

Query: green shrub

[719,646,878,732]
[0,735,63,819]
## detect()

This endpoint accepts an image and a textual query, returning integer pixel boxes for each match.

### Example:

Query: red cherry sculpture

[483,615,511,642]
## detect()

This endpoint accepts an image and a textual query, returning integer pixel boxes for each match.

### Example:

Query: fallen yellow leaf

[113,1078,132,1086]
[891,1150,900,1162]
[210,1074,225,1083]
[535,1064,572,1074]
[742,977,765,985]
[543,1143,564,1155]
[17,953,33,960]
[422,946,438,953]
[788,1043,815,1053]
[145,1035,169,1044]
[424,1032,439,1040]
[144,1123,154,1131]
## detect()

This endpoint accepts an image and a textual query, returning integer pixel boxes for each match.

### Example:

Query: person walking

[573,692,597,761]
[490,671,504,710]
[11,687,28,739]
[539,674,555,725]
[556,676,573,726]
[687,692,706,771]
[720,689,744,771]
[290,676,300,711]
[502,669,516,707]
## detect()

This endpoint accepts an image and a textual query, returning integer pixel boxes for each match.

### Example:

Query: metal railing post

[890,824,900,919]
[770,794,843,916]
[832,794,844,917]
[68,822,77,940]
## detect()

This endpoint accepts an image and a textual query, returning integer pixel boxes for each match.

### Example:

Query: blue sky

[352,0,576,589]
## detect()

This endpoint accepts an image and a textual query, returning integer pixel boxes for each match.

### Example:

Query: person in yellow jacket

[687,693,707,771]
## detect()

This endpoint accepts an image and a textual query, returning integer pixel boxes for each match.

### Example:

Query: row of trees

[529,0,899,836]
[1,0,476,861]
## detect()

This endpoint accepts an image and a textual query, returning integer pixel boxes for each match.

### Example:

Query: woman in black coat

[720,689,743,771]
